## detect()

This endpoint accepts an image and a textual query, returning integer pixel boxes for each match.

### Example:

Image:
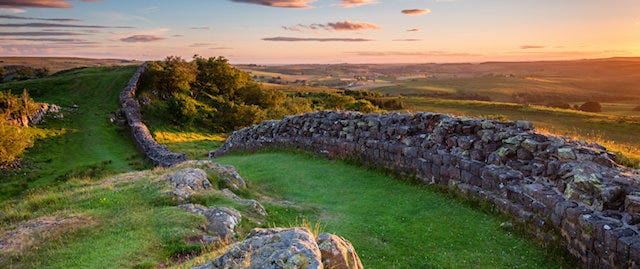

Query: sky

[0,0,638,64]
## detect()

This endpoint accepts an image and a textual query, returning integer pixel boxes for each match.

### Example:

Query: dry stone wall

[119,63,187,167]
[214,110,640,268]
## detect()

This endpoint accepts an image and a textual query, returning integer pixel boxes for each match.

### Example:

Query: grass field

[0,66,149,200]
[215,151,576,268]
[0,57,140,74]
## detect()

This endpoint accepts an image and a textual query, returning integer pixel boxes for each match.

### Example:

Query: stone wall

[214,110,640,268]
[119,63,187,167]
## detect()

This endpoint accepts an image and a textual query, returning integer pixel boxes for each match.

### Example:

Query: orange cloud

[406,28,420,32]
[283,20,380,32]
[0,0,102,8]
[229,0,314,8]
[401,9,431,15]
[520,45,546,49]
[263,36,372,42]
[341,0,377,7]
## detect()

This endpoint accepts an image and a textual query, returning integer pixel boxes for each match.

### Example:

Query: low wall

[119,63,187,167]
[214,110,640,268]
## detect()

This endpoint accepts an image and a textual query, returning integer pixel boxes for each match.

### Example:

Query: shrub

[578,101,602,113]
[546,101,571,109]
[347,99,379,113]
[0,118,32,164]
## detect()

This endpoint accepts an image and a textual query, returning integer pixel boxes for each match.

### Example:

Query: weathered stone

[558,147,577,160]
[179,204,241,241]
[193,228,323,269]
[222,188,267,216]
[625,194,640,214]
[516,120,534,130]
[167,168,212,199]
[205,163,247,191]
[316,233,364,269]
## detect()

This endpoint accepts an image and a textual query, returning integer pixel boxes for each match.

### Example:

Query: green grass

[215,151,576,269]
[1,170,206,268]
[152,128,226,159]
[0,66,149,200]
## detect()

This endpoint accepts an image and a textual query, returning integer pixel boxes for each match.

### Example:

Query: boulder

[206,163,247,191]
[316,233,363,269]
[167,168,212,199]
[179,204,241,241]
[222,188,267,216]
[193,228,323,269]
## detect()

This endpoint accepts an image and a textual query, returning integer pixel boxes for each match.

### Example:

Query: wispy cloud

[406,28,420,32]
[1,37,97,44]
[345,50,481,57]
[189,42,212,47]
[229,0,314,8]
[0,8,25,13]
[283,20,380,32]
[393,39,422,42]
[340,0,377,7]
[120,34,165,42]
[520,45,546,49]
[210,47,232,50]
[263,36,373,42]
[401,9,431,15]
[0,22,133,28]
[0,14,79,21]
[0,0,103,9]
[190,26,210,30]
[0,31,86,36]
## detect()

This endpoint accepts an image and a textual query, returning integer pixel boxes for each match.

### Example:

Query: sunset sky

[0,0,638,64]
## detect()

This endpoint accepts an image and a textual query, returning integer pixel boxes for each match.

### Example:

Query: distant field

[0,57,140,74]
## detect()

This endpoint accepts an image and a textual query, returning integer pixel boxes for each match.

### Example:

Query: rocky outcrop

[179,204,241,242]
[214,110,640,268]
[316,233,363,269]
[206,163,247,191]
[167,168,212,200]
[119,63,187,167]
[221,188,267,217]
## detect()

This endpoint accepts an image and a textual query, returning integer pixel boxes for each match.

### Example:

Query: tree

[145,56,196,98]
[578,101,602,113]
[0,66,5,82]
[192,56,250,99]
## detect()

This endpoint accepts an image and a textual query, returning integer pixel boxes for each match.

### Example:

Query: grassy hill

[0,57,140,74]
[0,66,148,200]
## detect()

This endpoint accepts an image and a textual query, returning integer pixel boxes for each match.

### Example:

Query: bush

[546,101,571,109]
[347,99,380,113]
[0,119,32,164]
[578,101,602,113]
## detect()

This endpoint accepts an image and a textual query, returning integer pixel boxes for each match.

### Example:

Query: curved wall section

[215,110,640,268]
[119,63,188,167]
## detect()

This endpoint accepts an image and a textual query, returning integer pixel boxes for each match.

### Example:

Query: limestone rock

[167,168,212,199]
[206,163,247,191]
[179,204,241,241]
[316,233,363,269]
[193,228,323,269]
[222,188,267,216]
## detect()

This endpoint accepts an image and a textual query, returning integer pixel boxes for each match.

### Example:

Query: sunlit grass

[216,151,577,268]
[153,130,227,159]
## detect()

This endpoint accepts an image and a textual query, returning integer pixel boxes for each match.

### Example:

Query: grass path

[216,151,576,268]
[0,66,148,199]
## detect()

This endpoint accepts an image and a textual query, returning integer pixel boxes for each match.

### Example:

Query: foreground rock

[167,168,212,200]
[194,228,322,269]
[179,204,241,242]
[316,233,363,269]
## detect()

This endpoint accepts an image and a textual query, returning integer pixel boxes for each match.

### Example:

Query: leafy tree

[0,66,5,82]
[322,93,355,110]
[578,101,602,113]
[15,67,33,80]
[192,56,250,99]
[145,56,196,98]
